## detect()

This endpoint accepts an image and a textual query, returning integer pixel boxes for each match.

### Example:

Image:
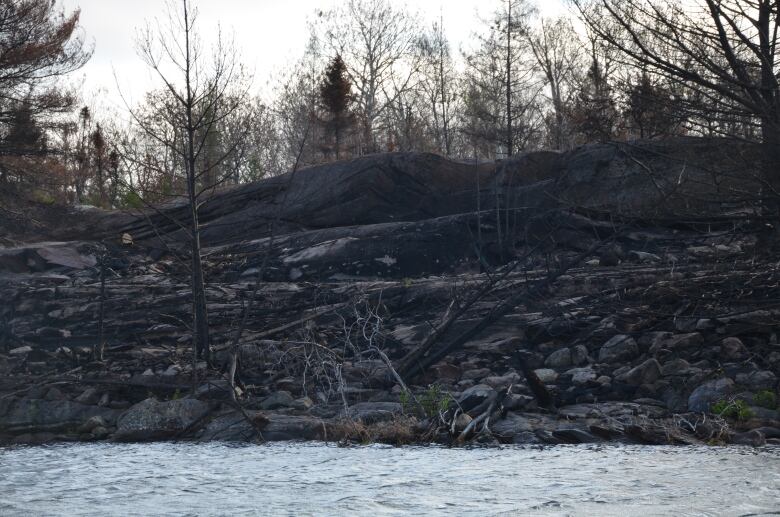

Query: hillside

[1,137,778,446]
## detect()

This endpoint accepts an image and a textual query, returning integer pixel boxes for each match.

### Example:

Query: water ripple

[0,443,778,516]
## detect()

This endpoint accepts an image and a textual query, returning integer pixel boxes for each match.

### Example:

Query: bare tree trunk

[93,252,106,361]
[183,0,210,363]
[505,0,513,157]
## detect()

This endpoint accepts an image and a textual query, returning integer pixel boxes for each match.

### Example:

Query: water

[0,443,778,517]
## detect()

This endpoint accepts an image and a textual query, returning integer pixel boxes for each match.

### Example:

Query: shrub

[753,390,777,410]
[400,384,453,418]
[712,398,754,421]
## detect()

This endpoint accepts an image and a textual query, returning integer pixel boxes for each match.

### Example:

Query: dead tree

[129,0,251,363]
[574,0,780,207]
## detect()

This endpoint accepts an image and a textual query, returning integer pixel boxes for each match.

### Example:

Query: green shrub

[400,384,453,418]
[753,390,777,410]
[419,384,452,418]
[712,398,754,421]
[120,190,144,209]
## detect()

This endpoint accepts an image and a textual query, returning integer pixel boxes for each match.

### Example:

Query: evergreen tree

[318,55,356,160]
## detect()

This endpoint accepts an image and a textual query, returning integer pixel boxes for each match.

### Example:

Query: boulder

[262,414,331,441]
[571,345,590,366]
[649,333,703,355]
[544,348,572,368]
[491,412,534,440]
[457,384,496,414]
[730,429,766,447]
[260,391,295,410]
[533,368,558,384]
[736,371,777,391]
[660,358,692,377]
[567,367,597,386]
[719,337,749,361]
[687,378,735,413]
[114,398,211,441]
[617,359,662,386]
[75,387,101,405]
[77,415,107,434]
[346,402,403,424]
[483,372,521,389]
[461,368,491,381]
[0,398,120,435]
[598,335,639,363]
[552,428,601,444]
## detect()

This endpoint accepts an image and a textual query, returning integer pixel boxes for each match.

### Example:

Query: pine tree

[318,55,355,160]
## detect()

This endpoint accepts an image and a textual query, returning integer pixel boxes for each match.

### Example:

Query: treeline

[0,0,777,208]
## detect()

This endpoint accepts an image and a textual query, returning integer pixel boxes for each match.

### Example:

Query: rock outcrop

[1,138,778,447]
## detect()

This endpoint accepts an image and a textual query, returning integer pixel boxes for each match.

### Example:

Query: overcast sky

[59,0,568,112]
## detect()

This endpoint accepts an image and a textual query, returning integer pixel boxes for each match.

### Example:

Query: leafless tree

[463,0,542,157]
[527,17,586,150]
[316,0,423,154]
[573,0,780,203]
[128,0,251,363]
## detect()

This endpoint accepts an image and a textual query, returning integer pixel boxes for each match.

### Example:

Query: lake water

[0,443,778,516]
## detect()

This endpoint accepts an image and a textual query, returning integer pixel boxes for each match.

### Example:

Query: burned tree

[130,0,250,362]
[0,0,90,182]
[574,0,780,203]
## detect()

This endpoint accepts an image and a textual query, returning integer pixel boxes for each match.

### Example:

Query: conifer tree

[319,55,355,160]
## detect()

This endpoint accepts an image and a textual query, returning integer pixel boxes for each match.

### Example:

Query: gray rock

[599,335,639,363]
[76,388,100,405]
[491,412,534,440]
[533,368,558,384]
[660,358,691,377]
[194,379,235,400]
[9,346,32,356]
[736,371,777,391]
[567,367,597,386]
[720,337,748,361]
[77,415,107,433]
[0,398,120,434]
[91,426,110,439]
[457,384,495,413]
[687,378,735,412]
[346,402,403,424]
[747,406,779,420]
[571,345,590,366]
[628,250,661,263]
[649,333,703,355]
[552,428,601,443]
[731,429,766,447]
[198,411,328,442]
[461,368,491,380]
[198,411,258,441]
[483,372,521,389]
[115,398,211,441]
[617,359,662,386]
[291,397,314,411]
[262,414,330,441]
[545,348,572,368]
[502,394,535,411]
[260,391,295,410]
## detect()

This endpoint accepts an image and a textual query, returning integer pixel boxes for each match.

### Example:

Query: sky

[59,0,568,112]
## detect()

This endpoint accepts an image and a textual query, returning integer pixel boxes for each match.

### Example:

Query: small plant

[419,384,452,418]
[712,398,754,421]
[753,390,777,410]
[399,389,412,414]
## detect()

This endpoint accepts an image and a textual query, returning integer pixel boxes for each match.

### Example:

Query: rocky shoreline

[2,140,779,448]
